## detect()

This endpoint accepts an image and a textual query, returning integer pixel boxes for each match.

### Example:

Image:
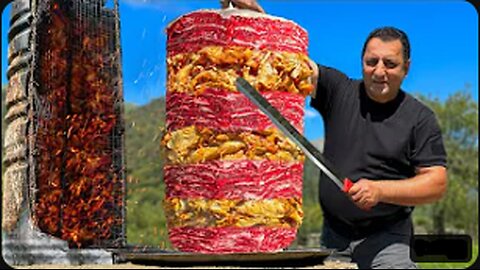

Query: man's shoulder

[404,92,434,110]
[401,92,437,121]
[313,64,362,103]
[318,64,360,83]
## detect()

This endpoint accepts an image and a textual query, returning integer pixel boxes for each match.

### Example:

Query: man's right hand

[220,0,266,13]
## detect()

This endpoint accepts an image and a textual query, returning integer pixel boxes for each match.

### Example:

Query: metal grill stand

[2,212,113,265]
[2,0,125,265]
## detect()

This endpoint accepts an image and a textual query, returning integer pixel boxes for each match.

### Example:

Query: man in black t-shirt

[309,28,447,269]
[222,1,448,269]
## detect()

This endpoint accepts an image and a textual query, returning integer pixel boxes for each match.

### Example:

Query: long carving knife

[235,77,353,192]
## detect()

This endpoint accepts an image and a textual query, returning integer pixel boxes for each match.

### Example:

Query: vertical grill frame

[27,0,126,248]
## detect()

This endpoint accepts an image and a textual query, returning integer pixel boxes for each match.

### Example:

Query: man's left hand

[347,179,382,211]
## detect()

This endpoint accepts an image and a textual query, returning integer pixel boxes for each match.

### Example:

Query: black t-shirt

[310,64,447,237]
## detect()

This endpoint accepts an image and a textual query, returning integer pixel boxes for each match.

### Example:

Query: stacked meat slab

[163,9,314,253]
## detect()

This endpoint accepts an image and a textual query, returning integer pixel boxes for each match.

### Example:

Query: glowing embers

[33,1,123,248]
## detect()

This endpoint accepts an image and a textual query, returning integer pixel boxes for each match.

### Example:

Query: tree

[296,140,323,246]
[414,89,478,237]
[123,97,168,246]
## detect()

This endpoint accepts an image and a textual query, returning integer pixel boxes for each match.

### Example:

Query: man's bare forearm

[377,166,447,206]
[348,166,447,210]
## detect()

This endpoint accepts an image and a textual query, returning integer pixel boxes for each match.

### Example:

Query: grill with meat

[164,8,314,253]
[32,1,124,248]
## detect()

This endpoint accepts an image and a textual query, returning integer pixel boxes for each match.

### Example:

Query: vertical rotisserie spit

[163,8,314,253]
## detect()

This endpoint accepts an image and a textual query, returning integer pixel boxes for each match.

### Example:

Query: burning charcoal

[32,1,124,248]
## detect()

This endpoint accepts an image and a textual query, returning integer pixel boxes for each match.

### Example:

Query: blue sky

[1,0,478,140]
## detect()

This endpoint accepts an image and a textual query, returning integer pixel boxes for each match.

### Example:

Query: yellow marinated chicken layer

[161,126,304,164]
[167,46,315,96]
[164,198,303,228]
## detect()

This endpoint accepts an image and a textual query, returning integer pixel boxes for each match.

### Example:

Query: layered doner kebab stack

[163,8,315,253]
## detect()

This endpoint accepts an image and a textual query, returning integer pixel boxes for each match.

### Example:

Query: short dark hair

[361,26,411,63]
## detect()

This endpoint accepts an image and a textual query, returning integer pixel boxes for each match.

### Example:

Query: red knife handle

[342,178,353,193]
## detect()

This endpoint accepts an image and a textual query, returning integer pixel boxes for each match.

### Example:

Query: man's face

[362,37,410,103]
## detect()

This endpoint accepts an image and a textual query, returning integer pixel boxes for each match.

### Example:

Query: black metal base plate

[112,247,332,267]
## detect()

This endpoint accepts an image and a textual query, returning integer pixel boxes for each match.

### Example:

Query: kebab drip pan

[162,8,315,253]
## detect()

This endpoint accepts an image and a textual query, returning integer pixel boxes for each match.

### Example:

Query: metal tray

[112,247,333,267]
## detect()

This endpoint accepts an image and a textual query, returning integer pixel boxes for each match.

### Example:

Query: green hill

[125,98,165,187]
[123,98,170,247]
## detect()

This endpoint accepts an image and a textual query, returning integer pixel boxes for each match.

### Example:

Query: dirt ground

[12,261,357,269]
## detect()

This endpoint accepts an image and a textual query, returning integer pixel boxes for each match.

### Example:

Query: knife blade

[235,77,353,192]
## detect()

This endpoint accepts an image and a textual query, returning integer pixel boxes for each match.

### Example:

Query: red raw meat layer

[164,160,303,200]
[166,88,305,133]
[167,11,308,55]
[168,226,297,253]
